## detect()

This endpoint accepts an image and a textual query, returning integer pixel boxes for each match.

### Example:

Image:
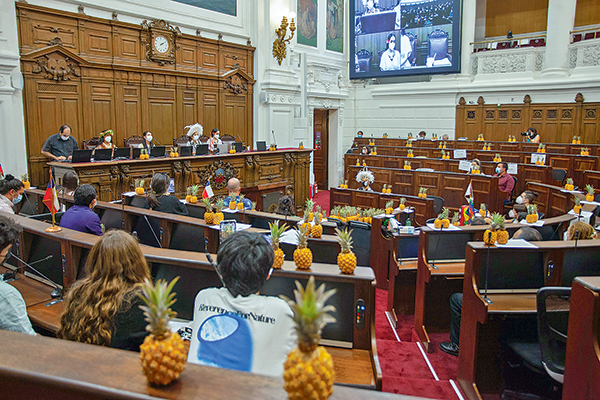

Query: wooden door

[313,109,329,189]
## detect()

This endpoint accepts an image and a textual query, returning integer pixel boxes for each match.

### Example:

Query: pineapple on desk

[294,225,313,270]
[280,276,336,400]
[270,221,288,269]
[202,198,214,224]
[336,228,356,274]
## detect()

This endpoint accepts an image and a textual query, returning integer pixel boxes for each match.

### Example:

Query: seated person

[356,169,374,191]
[143,173,188,216]
[439,226,542,356]
[185,123,204,148]
[522,127,540,143]
[441,134,450,140]
[95,130,116,150]
[361,146,368,155]
[356,130,364,137]
[137,131,154,152]
[60,184,103,236]
[493,162,515,198]
[41,124,78,161]
[187,231,295,376]
[469,158,481,173]
[380,33,404,71]
[418,131,426,140]
[223,178,252,210]
[57,230,151,351]
[0,215,36,335]
[0,175,24,214]
[208,129,222,154]
[565,221,597,240]
[363,0,379,14]
[508,190,538,221]
[60,171,79,196]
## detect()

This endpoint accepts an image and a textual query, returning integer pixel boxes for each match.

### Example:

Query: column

[541,0,577,77]
[0,1,28,177]
[460,0,477,78]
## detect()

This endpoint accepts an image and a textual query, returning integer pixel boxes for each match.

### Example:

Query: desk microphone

[205,252,227,289]
[271,130,277,149]
[234,132,245,150]
[152,138,163,146]
[143,216,162,248]
[1,254,53,281]
[5,253,62,298]
[21,191,37,216]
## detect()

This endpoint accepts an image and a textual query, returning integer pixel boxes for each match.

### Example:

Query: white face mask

[61,135,69,141]
[104,136,112,143]
[389,41,395,51]
[146,135,153,142]
[508,209,515,218]
[193,135,200,140]
[495,167,501,174]
[214,134,219,140]
[516,196,523,204]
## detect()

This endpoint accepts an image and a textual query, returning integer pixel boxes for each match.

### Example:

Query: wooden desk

[49,148,312,214]
[457,241,600,399]
[0,330,427,400]
[562,276,600,400]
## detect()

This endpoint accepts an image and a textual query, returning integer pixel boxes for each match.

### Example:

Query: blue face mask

[12,194,22,205]
[495,167,501,174]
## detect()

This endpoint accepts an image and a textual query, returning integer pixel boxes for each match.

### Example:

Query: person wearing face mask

[41,124,78,161]
[356,169,375,192]
[508,190,538,221]
[185,123,204,151]
[0,175,25,214]
[469,158,481,174]
[138,131,155,152]
[0,215,36,335]
[59,184,103,236]
[208,128,222,154]
[493,162,515,200]
[380,33,402,71]
[95,130,116,150]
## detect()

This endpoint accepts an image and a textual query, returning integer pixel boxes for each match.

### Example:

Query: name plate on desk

[531,153,546,164]
[454,149,467,159]
[507,163,518,175]
[458,160,471,171]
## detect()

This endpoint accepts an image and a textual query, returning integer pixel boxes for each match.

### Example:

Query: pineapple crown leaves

[296,225,310,247]
[279,276,337,351]
[190,184,200,196]
[305,198,315,212]
[400,197,406,205]
[527,204,538,214]
[138,277,179,339]
[186,186,193,195]
[566,178,573,184]
[490,212,505,230]
[480,203,487,211]
[202,197,211,208]
[585,184,594,195]
[21,173,29,181]
[451,211,460,223]
[335,227,354,252]
[405,161,411,166]
[574,196,581,206]
[385,200,394,209]
[251,201,257,210]
[269,221,288,245]
[216,199,224,211]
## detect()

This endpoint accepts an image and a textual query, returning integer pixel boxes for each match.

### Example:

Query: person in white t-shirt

[187,231,295,376]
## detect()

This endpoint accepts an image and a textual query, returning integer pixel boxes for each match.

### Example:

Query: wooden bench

[457,240,600,399]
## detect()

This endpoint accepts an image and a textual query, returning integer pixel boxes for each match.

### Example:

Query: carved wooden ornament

[141,19,181,65]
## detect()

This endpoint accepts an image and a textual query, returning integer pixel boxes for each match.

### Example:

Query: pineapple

[386,185,392,194]
[399,198,406,211]
[185,186,193,203]
[483,221,497,245]
[138,277,187,386]
[189,184,199,204]
[305,199,315,222]
[525,205,539,223]
[237,194,246,210]
[451,211,460,226]
[573,196,582,214]
[492,213,508,244]
[572,136,577,144]
[385,200,394,215]
[382,184,387,194]
[311,211,323,238]
[202,198,214,224]
[434,208,449,229]
[280,276,336,400]
[21,173,30,190]
[213,199,225,224]
[293,226,313,270]
[251,201,257,211]
[270,221,287,269]
[565,178,574,191]
[336,228,357,274]
[585,184,595,202]
[135,179,145,195]
[229,195,237,210]
[479,203,487,217]
[404,161,411,170]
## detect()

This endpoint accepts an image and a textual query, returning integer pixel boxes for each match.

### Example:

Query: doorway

[313,109,329,189]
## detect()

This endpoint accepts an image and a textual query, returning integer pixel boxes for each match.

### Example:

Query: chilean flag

[0,164,4,178]
[202,181,214,199]
[43,174,60,214]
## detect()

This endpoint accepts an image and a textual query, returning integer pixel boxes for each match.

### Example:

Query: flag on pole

[202,181,214,199]
[464,180,472,199]
[43,173,60,215]
[0,164,4,178]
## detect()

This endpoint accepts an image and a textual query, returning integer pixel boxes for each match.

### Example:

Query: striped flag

[0,164,4,178]
[43,173,60,215]
[202,181,214,199]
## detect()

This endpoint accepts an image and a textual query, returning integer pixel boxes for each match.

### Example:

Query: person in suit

[143,172,188,216]
[57,230,151,351]
[41,124,78,161]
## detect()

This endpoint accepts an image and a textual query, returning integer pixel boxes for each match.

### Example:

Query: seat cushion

[508,342,544,373]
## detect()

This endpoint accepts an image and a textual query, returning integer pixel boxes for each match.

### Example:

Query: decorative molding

[223,74,247,94]
[581,44,600,67]
[479,53,527,74]
[32,54,80,81]
[0,76,6,87]
[140,19,181,66]
[338,108,344,126]
[47,36,62,46]
[196,160,238,190]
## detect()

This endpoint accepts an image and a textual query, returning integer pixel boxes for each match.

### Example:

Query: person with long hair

[138,131,154,152]
[0,175,25,214]
[61,171,79,196]
[57,230,151,350]
[95,129,116,150]
[143,172,188,215]
[208,128,222,154]
[566,221,597,240]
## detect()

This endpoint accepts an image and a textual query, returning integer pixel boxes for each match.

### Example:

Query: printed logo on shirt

[197,303,277,324]
[196,314,253,372]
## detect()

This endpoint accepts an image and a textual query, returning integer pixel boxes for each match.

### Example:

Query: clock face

[154,35,169,54]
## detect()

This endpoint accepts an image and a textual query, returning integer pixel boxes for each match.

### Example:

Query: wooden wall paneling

[115,81,142,139]
[83,78,115,139]
[441,174,468,210]
[199,42,219,73]
[82,20,112,64]
[112,24,143,67]
[392,171,413,195]
[575,0,600,27]
[200,82,219,133]
[418,173,440,197]
[178,79,199,134]
[176,37,199,72]
[143,85,177,145]
[485,0,548,37]
[581,105,600,145]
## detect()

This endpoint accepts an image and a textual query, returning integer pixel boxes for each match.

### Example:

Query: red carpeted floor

[375,290,464,399]
[312,189,330,216]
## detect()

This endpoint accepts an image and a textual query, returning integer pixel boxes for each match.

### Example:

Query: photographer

[521,127,540,143]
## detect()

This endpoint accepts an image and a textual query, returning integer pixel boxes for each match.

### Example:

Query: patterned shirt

[0,280,36,335]
[0,195,14,214]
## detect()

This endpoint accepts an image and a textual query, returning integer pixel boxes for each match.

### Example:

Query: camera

[520,131,530,137]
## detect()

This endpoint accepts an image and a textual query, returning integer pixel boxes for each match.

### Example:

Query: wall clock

[141,19,181,65]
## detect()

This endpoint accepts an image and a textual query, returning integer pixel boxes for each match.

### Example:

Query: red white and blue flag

[0,164,4,178]
[202,181,214,199]
[43,173,60,215]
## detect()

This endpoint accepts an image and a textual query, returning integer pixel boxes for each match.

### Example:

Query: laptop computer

[196,144,209,156]
[132,147,142,159]
[150,146,166,158]
[256,141,267,151]
[113,147,131,159]
[71,149,93,163]
[234,142,244,153]
[179,145,193,157]
[216,143,229,155]
[93,148,113,161]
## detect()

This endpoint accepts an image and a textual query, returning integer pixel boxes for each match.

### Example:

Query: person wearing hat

[96,130,116,150]
[185,123,204,151]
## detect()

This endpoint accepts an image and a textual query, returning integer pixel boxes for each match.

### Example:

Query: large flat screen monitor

[350,0,462,79]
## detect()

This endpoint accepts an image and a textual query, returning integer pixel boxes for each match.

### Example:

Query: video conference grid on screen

[350,0,461,79]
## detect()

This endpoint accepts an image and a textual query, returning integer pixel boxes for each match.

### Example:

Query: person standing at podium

[138,131,154,152]
[41,124,78,161]
[208,129,222,154]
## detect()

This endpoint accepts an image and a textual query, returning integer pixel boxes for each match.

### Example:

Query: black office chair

[356,49,372,73]
[348,220,371,267]
[426,195,444,215]
[427,29,450,61]
[551,169,567,185]
[327,217,348,230]
[505,287,570,398]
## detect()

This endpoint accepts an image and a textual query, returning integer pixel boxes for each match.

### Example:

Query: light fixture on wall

[272,12,296,65]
